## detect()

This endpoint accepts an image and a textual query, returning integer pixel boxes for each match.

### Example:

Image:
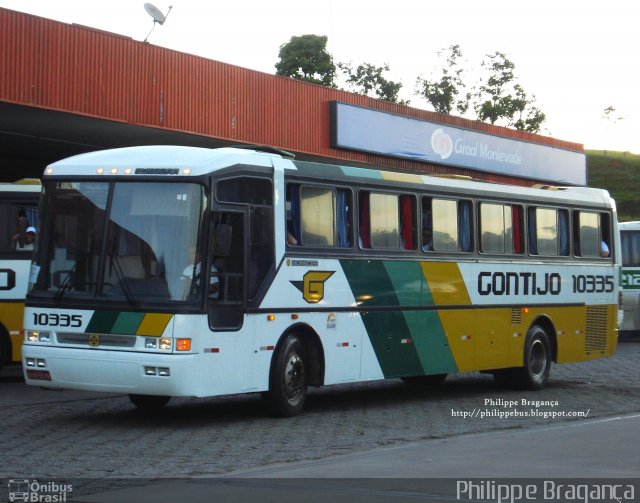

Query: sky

[1,0,639,153]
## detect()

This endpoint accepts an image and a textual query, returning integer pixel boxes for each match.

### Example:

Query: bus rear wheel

[129,394,171,411]
[264,334,308,417]
[512,325,552,390]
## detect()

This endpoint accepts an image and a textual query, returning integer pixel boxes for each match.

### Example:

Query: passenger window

[286,184,352,248]
[300,186,334,246]
[217,176,272,205]
[479,203,523,255]
[480,203,512,254]
[422,197,472,253]
[529,207,563,256]
[574,211,610,258]
[432,199,458,252]
[2,202,39,253]
[369,193,399,249]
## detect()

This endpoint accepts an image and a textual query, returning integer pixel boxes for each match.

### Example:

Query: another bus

[619,221,640,333]
[22,146,619,415]
[0,179,40,371]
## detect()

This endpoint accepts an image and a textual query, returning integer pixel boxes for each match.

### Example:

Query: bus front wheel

[129,394,171,411]
[263,334,308,417]
[513,325,552,390]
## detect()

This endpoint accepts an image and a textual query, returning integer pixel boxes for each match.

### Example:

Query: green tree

[415,44,469,115]
[338,62,408,104]
[275,34,336,87]
[474,51,545,133]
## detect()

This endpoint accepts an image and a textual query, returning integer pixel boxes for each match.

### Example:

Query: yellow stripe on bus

[420,263,473,371]
[135,313,173,337]
[380,172,423,184]
[420,262,471,306]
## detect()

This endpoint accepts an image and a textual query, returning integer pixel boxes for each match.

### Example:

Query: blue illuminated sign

[330,102,586,186]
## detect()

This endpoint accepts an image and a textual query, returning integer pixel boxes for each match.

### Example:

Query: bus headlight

[159,338,172,350]
[26,331,50,342]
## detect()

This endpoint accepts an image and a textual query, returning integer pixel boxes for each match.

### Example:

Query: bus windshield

[31,181,205,304]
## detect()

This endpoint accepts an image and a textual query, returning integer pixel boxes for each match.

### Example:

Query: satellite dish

[144,3,167,25]
[143,3,173,42]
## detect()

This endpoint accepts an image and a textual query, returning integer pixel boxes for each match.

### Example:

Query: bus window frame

[285,181,355,251]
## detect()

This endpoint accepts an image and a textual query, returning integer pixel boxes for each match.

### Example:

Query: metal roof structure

[0,7,584,185]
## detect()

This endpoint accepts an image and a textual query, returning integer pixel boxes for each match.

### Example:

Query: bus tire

[264,334,307,417]
[129,394,171,410]
[513,325,551,390]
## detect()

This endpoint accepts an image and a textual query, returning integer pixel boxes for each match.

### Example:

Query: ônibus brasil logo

[431,128,453,160]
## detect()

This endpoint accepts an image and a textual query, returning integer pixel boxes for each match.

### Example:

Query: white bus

[0,179,40,371]
[22,146,619,416]
[619,221,640,333]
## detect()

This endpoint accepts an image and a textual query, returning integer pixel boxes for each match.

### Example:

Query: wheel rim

[529,338,547,379]
[284,352,305,400]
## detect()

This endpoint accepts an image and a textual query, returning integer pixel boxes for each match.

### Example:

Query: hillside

[587,150,640,222]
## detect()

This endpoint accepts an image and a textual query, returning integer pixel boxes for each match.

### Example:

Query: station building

[0,7,585,186]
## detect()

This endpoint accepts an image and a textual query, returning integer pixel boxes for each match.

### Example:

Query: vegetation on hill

[587,150,640,222]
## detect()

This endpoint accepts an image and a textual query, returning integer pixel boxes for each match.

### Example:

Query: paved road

[1,336,639,500]
[76,413,640,503]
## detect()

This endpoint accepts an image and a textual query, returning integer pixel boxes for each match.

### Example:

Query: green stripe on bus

[85,310,120,334]
[360,311,424,377]
[340,259,401,307]
[383,261,427,306]
[111,312,145,334]
[341,259,458,377]
[341,259,422,377]
[339,166,384,180]
[400,310,459,374]
[383,261,458,375]
[293,161,346,179]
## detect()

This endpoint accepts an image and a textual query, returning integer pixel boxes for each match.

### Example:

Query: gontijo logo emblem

[431,128,453,160]
[290,271,335,303]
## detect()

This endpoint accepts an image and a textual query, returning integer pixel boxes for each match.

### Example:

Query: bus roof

[290,160,615,210]
[45,145,275,177]
[45,145,614,210]
[0,179,42,193]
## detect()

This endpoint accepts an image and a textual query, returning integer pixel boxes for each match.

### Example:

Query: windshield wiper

[108,254,137,308]
[53,262,78,303]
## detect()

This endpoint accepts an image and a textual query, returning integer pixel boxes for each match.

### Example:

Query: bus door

[208,210,245,330]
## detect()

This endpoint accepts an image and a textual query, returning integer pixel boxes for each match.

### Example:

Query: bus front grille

[57,332,137,348]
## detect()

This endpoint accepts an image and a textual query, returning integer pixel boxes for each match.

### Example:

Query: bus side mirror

[213,223,232,256]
